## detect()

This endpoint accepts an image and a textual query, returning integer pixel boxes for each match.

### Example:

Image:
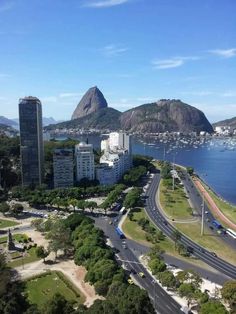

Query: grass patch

[173,221,236,265]
[159,179,193,220]
[122,209,151,246]
[0,218,19,229]
[8,247,39,268]
[0,233,29,245]
[25,271,85,308]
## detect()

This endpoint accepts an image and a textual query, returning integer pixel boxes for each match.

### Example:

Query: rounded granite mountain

[120,99,213,133]
[71,86,108,120]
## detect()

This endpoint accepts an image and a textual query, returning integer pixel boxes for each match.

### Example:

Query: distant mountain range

[212,117,236,129]
[46,86,213,134]
[0,116,18,128]
[0,116,63,129]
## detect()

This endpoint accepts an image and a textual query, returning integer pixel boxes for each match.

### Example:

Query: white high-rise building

[109,132,131,153]
[53,149,74,188]
[75,142,95,182]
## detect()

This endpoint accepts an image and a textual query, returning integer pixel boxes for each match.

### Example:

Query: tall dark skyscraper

[19,96,44,186]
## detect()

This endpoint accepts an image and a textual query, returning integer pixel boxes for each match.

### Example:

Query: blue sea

[56,134,236,205]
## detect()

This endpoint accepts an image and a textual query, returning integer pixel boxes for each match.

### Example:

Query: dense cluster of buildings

[215,126,236,136]
[18,96,132,188]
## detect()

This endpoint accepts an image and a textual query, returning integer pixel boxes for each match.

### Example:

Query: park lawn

[122,209,151,246]
[8,247,39,268]
[0,233,29,245]
[201,181,236,228]
[159,179,193,220]
[173,221,236,265]
[122,208,210,269]
[25,271,85,308]
[0,218,19,229]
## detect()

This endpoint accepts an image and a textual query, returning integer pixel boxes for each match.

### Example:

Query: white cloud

[101,44,128,57]
[41,96,57,103]
[209,48,236,58]
[219,91,236,97]
[152,58,184,69]
[83,0,130,8]
[137,97,157,103]
[59,92,83,98]
[110,102,135,111]
[152,56,199,70]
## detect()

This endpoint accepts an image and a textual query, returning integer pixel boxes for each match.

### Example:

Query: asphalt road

[181,170,236,249]
[93,216,183,314]
[145,173,236,280]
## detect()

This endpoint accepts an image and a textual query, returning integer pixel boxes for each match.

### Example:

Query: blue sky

[0,0,235,122]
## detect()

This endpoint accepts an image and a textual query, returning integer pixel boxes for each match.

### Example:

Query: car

[128,278,134,284]
[209,226,214,230]
[187,246,194,254]
[138,272,145,278]
[130,269,137,274]
[109,221,113,225]
[210,252,217,257]
[199,247,205,253]
[122,244,127,249]
[206,218,210,222]
[205,211,209,214]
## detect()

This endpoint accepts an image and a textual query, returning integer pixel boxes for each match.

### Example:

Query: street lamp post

[201,194,205,236]
[172,153,176,191]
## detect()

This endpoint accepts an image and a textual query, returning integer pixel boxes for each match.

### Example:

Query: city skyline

[0,0,236,122]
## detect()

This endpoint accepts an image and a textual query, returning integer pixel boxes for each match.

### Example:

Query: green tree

[200,300,228,314]
[221,280,236,312]
[48,220,72,258]
[172,229,181,250]
[11,203,23,215]
[35,246,49,262]
[158,270,177,288]
[0,202,10,214]
[149,258,166,274]
[178,283,197,307]
[42,293,75,314]
[123,187,141,209]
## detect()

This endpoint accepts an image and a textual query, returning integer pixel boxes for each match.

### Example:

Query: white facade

[97,132,132,186]
[53,149,74,188]
[75,142,95,182]
[101,139,109,152]
[109,132,131,153]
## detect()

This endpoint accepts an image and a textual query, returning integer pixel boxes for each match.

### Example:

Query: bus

[212,220,222,229]
[226,228,236,239]
[116,227,125,239]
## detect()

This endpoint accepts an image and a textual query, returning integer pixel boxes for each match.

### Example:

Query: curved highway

[144,173,236,279]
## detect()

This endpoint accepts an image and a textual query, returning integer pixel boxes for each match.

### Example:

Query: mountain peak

[71,86,108,120]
